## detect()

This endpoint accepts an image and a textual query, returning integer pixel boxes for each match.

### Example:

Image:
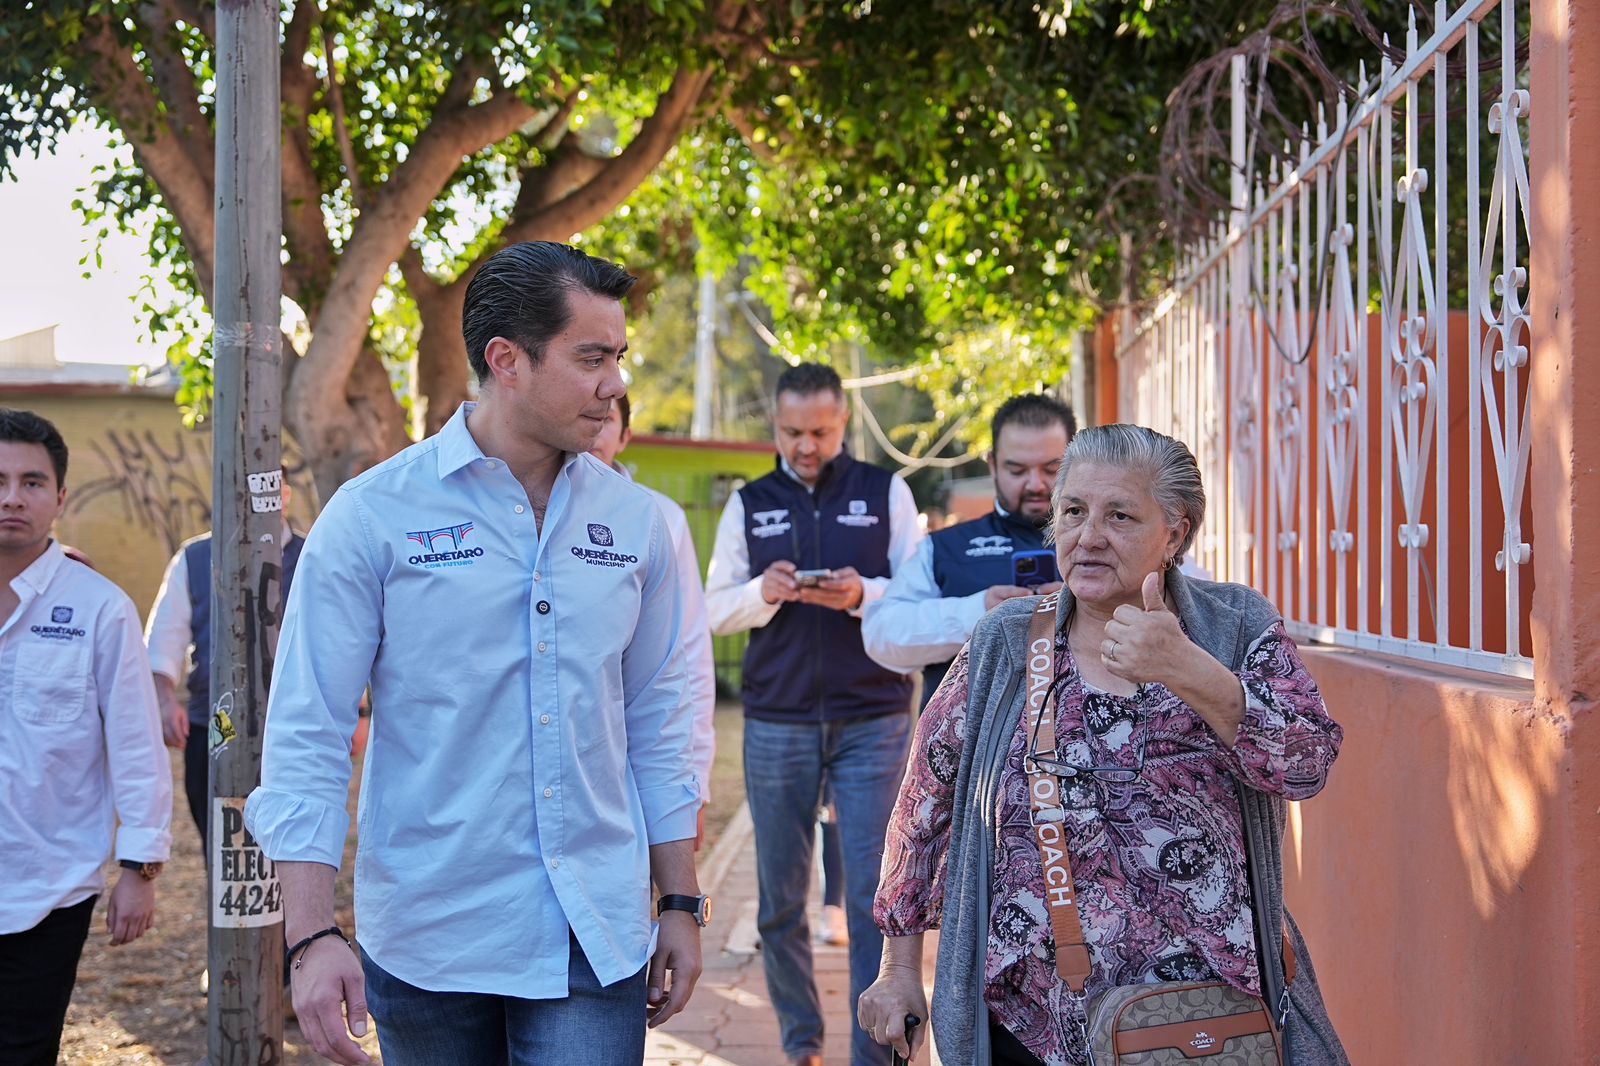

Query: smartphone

[1010,549,1059,589]
[794,568,833,587]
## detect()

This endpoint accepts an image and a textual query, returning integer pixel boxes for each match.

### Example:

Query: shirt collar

[777,449,853,493]
[435,403,488,480]
[437,402,585,481]
[12,539,66,596]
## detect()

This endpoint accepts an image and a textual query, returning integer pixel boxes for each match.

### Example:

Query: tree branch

[79,16,217,304]
[501,64,716,245]
[130,5,215,176]
[279,5,334,317]
[289,73,538,420]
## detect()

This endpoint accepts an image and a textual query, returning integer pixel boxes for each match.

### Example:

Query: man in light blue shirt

[245,242,706,1066]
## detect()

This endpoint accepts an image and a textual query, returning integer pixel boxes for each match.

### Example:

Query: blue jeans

[361,934,647,1065]
[744,711,913,1066]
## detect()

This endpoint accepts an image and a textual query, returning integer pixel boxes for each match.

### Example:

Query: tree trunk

[410,274,471,436]
[285,344,410,502]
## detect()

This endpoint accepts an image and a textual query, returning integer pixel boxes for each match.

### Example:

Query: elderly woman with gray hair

[858,424,1347,1066]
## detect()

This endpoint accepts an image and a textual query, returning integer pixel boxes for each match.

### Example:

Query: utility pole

[691,268,718,439]
[207,1,284,1062]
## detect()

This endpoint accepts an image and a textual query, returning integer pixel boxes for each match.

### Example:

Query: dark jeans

[990,1020,1047,1066]
[185,722,208,847]
[361,933,647,1066]
[0,895,97,1066]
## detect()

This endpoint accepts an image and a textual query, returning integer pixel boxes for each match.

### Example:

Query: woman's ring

[1108,640,1120,661]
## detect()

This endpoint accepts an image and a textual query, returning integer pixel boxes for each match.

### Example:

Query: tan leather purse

[1022,594,1288,1065]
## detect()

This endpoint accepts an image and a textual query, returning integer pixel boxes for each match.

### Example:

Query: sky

[0,123,186,368]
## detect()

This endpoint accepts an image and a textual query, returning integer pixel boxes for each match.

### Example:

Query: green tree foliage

[1,0,1276,489]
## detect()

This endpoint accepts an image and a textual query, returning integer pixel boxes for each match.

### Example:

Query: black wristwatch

[657,893,712,928]
[118,859,164,881]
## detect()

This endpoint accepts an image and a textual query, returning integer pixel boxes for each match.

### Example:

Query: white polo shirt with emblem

[246,402,698,998]
[0,541,173,934]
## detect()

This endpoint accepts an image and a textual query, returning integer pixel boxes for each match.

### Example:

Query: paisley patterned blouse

[874,622,1342,1066]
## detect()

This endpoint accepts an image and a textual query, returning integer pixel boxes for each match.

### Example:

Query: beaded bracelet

[287,925,351,970]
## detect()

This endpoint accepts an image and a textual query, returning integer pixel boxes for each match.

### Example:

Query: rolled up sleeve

[245,489,381,868]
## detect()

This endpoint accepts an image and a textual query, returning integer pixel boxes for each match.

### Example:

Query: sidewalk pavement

[646,804,941,1066]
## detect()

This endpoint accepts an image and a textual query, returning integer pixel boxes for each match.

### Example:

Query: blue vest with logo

[738,452,912,722]
[922,506,1048,699]
[183,531,305,725]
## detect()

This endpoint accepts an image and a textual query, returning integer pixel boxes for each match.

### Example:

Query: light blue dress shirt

[245,404,698,997]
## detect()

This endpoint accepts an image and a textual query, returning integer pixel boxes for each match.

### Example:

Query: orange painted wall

[1285,646,1579,1063]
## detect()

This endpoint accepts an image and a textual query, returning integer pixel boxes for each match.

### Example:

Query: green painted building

[619,433,776,695]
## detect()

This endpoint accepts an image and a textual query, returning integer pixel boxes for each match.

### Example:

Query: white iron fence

[1119,0,1532,677]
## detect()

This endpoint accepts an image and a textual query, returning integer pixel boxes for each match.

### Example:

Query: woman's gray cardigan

[927,571,1348,1065]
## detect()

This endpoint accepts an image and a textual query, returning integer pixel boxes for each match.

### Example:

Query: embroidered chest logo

[587,523,614,546]
[835,499,879,528]
[964,535,1013,557]
[405,521,484,569]
[750,509,792,538]
[30,620,86,641]
[51,606,74,624]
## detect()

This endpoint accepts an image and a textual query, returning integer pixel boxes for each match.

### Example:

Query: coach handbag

[1022,594,1287,1066]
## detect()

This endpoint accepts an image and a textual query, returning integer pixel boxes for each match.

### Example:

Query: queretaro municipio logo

[587,523,614,546]
[51,606,73,624]
[836,499,879,528]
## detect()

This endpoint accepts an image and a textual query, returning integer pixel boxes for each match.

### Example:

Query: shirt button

[537,600,551,614]
[533,570,542,582]
[543,787,554,798]
[549,859,560,870]
[539,714,551,725]
[537,642,548,653]
[515,504,526,514]
[485,460,498,469]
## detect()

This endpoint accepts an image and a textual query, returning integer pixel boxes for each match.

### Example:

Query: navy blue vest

[738,452,913,722]
[922,506,1048,699]
[184,531,305,725]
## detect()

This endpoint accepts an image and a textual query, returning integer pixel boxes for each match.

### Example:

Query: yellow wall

[0,388,317,617]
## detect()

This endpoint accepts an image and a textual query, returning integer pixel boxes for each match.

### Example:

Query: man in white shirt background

[245,242,704,1066]
[145,484,307,847]
[862,392,1073,703]
[704,364,922,1066]
[588,392,717,849]
[0,408,172,1066]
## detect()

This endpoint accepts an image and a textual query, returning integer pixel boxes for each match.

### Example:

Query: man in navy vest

[706,363,922,1066]
[145,485,305,845]
[863,393,1075,704]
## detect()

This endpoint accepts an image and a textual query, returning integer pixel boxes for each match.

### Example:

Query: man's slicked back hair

[774,363,845,403]
[462,241,637,384]
[0,408,68,488]
[991,393,1077,448]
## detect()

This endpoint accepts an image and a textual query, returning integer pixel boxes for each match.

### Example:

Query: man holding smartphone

[705,363,921,1066]
[863,392,1075,703]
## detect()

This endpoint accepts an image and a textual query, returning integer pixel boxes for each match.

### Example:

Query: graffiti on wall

[65,426,311,557]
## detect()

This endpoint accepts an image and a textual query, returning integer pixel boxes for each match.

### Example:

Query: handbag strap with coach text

[1020,593,1296,998]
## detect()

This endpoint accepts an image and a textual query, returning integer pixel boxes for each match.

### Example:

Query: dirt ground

[58,703,747,1065]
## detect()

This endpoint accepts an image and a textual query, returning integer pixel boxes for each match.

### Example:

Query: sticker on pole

[248,468,284,514]
[212,797,283,928]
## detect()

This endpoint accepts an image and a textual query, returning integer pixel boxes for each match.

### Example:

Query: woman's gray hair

[1051,424,1206,559]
